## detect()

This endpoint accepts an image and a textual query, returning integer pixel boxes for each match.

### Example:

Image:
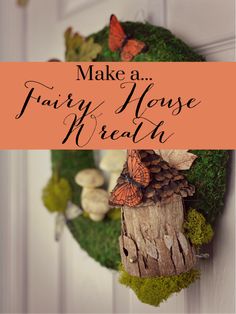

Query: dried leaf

[65,28,102,62]
[155,150,197,170]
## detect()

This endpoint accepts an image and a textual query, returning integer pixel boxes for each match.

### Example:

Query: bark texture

[120,195,196,278]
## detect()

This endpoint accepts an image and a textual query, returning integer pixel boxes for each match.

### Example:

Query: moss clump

[91,22,204,62]
[107,207,121,220]
[184,208,214,245]
[119,268,200,307]
[186,150,229,223]
[67,215,121,269]
[42,174,72,213]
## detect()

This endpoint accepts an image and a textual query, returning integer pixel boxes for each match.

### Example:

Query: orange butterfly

[109,150,150,207]
[109,14,146,62]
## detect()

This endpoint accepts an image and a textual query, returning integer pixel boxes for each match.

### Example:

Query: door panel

[167,0,235,47]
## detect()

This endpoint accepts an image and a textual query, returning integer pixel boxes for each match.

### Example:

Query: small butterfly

[108,14,146,62]
[109,150,150,207]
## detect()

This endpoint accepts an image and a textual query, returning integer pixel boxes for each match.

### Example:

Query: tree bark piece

[120,194,196,278]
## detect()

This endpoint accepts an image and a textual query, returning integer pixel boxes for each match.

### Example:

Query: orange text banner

[0,62,235,149]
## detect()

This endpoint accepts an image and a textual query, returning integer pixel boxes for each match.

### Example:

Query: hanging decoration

[42,14,230,307]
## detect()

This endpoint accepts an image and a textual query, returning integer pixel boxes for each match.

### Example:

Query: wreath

[43,16,229,307]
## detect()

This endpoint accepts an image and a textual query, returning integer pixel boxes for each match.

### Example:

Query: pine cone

[115,150,195,206]
[139,150,195,203]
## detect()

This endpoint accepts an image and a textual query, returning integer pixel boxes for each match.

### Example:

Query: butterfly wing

[109,14,126,52]
[121,39,146,61]
[109,182,142,207]
[127,150,150,187]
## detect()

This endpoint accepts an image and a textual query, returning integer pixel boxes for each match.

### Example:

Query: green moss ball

[119,268,200,307]
[42,175,72,213]
[92,22,204,61]
[184,208,214,245]
[67,215,121,269]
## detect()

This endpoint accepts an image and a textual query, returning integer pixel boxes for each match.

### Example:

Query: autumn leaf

[64,27,102,62]
[155,150,197,170]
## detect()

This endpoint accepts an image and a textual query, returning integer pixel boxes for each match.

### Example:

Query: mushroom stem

[82,187,94,198]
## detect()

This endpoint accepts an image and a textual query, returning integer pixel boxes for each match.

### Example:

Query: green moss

[119,268,200,307]
[186,150,229,223]
[42,174,72,213]
[184,208,214,245]
[107,207,121,220]
[67,215,121,269]
[91,22,204,62]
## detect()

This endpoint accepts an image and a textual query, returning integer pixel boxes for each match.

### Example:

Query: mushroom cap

[100,150,127,172]
[75,168,104,188]
[82,188,109,215]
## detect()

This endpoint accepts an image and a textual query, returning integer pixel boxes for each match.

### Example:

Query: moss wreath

[43,19,229,307]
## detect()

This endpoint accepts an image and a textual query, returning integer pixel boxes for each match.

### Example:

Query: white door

[0,0,235,313]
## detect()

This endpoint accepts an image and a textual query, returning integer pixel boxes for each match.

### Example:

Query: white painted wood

[130,290,185,313]
[26,150,61,313]
[0,151,28,313]
[195,37,235,57]
[148,0,167,27]
[203,48,235,61]
[0,0,26,61]
[59,227,114,313]
[112,272,131,313]
[166,0,235,47]
[58,0,108,19]
[0,4,28,312]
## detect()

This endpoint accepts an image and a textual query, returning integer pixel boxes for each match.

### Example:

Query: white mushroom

[75,168,105,197]
[82,189,109,221]
[75,168,109,221]
[99,150,126,191]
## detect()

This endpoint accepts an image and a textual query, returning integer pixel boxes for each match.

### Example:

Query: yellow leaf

[64,28,101,62]
[79,38,102,61]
